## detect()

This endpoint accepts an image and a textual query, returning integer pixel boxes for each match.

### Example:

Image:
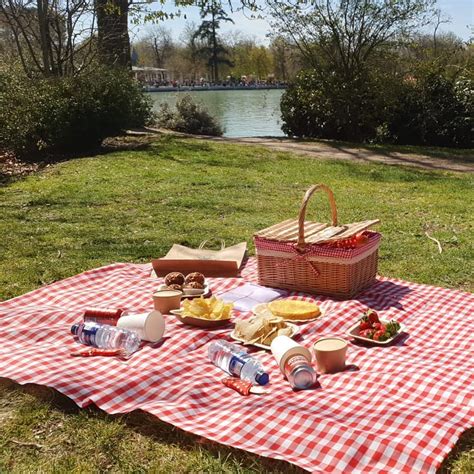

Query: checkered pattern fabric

[254,231,381,259]
[0,258,472,473]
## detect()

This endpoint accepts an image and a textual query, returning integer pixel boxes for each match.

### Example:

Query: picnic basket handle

[297,184,338,249]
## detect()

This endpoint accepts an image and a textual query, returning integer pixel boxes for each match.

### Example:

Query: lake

[148,89,285,138]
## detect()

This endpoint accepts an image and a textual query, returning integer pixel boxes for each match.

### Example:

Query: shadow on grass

[0,379,303,473]
[438,427,474,474]
[146,135,214,156]
[0,135,155,187]
[326,158,453,183]
[235,136,473,173]
[295,138,474,162]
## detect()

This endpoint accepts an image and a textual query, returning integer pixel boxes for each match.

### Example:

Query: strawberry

[359,329,375,339]
[359,320,372,330]
[366,309,379,324]
[373,329,386,341]
[355,232,369,247]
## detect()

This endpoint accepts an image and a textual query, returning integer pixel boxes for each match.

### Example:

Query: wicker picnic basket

[253,184,381,299]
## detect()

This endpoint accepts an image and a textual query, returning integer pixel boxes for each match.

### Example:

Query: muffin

[167,283,183,291]
[185,272,205,285]
[164,272,185,286]
[184,281,204,290]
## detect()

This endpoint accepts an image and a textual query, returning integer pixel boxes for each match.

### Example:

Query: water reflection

[148,89,285,138]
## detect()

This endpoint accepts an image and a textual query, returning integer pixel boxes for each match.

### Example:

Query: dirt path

[209,136,474,173]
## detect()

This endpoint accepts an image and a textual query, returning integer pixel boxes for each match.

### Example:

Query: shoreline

[144,85,287,93]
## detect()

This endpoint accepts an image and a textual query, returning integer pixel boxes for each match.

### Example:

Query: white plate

[170,309,232,328]
[181,283,211,299]
[252,303,323,323]
[230,323,299,350]
[347,319,406,346]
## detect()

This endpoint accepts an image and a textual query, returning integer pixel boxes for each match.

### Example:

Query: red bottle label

[83,308,124,326]
[284,354,309,375]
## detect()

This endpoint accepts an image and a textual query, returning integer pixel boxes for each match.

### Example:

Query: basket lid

[254,219,379,244]
[254,184,379,246]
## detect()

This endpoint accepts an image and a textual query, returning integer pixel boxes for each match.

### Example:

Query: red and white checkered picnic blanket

[0,258,473,473]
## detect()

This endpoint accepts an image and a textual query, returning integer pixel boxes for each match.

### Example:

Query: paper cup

[152,290,182,314]
[271,335,312,373]
[117,310,165,342]
[313,337,347,374]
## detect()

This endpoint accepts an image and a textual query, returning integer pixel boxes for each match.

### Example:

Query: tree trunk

[211,9,218,82]
[36,0,51,74]
[95,0,131,68]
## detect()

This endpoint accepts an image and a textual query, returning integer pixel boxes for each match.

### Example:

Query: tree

[268,36,302,81]
[274,0,439,142]
[133,25,174,68]
[0,0,96,76]
[96,0,130,68]
[149,25,173,68]
[267,0,436,79]
[193,0,234,82]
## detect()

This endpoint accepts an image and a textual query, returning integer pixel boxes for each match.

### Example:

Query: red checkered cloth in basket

[0,258,472,473]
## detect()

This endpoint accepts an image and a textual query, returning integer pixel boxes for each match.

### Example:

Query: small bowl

[152,290,182,314]
[170,309,232,329]
[182,283,211,298]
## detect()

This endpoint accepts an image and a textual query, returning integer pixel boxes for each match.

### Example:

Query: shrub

[0,67,153,157]
[156,95,223,136]
[281,67,473,148]
[280,69,395,142]
[387,74,473,148]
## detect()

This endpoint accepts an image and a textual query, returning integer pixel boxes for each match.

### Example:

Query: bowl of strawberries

[347,309,405,345]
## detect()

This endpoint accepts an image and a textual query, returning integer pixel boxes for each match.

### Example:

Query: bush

[387,74,473,148]
[0,67,153,157]
[156,95,223,136]
[280,69,395,142]
[281,67,473,148]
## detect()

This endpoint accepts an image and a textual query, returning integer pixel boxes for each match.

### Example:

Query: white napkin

[219,283,288,312]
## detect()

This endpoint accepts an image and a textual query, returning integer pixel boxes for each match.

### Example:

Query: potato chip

[182,297,233,320]
[234,314,293,346]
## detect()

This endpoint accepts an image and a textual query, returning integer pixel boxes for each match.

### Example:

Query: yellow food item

[268,299,321,320]
[234,314,293,346]
[182,296,233,320]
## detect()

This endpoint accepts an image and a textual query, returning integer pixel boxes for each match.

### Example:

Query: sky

[131,0,473,45]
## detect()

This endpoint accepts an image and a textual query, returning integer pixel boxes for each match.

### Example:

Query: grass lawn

[1,136,473,472]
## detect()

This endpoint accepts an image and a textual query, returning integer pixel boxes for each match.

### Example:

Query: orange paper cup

[313,337,348,374]
[152,290,182,314]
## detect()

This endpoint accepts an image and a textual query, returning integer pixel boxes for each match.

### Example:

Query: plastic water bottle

[208,340,269,386]
[71,321,141,356]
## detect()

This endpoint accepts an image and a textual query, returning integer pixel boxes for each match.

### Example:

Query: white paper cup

[117,310,165,342]
[271,335,312,373]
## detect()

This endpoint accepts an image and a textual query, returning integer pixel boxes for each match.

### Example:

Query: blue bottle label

[82,323,99,347]
[228,354,246,377]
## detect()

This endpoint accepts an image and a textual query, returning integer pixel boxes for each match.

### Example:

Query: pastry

[185,272,205,285]
[268,300,321,320]
[164,272,185,286]
[184,281,204,290]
